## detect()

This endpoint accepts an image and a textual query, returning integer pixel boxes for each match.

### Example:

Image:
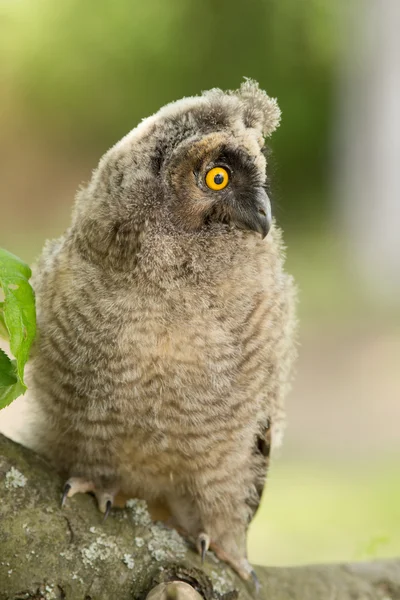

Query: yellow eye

[205,167,229,191]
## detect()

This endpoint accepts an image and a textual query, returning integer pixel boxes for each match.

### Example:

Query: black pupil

[214,172,224,185]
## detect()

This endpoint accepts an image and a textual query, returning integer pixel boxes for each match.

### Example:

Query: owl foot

[195,532,255,585]
[208,541,257,586]
[61,477,95,507]
[61,477,117,520]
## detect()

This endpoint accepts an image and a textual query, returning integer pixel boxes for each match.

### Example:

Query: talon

[251,569,261,593]
[196,532,210,563]
[61,482,71,508]
[200,539,207,563]
[103,499,112,522]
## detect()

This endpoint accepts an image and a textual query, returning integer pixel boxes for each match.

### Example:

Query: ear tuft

[234,78,281,137]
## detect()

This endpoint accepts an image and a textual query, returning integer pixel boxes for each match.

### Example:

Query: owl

[29,80,297,581]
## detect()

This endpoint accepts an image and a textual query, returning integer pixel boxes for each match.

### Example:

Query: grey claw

[103,499,112,522]
[200,538,207,563]
[251,569,261,593]
[196,532,210,564]
[61,482,71,508]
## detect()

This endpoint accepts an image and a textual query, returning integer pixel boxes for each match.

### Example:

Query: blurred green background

[1,0,399,566]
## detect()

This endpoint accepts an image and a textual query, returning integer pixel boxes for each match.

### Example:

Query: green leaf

[0,248,36,400]
[0,348,25,409]
[0,303,9,339]
[0,348,18,386]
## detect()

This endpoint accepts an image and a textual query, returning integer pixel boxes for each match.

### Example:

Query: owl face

[78,80,281,246]
[164,131,271,237]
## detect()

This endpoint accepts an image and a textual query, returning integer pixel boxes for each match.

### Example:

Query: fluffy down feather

[27,80,297,580]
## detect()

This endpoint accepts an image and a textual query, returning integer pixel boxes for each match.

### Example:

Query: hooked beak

[232,187,272,239]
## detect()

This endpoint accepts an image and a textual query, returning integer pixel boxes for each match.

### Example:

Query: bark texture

[0,433,399,600]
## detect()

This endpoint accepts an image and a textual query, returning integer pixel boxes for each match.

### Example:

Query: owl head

[73,80,281,260]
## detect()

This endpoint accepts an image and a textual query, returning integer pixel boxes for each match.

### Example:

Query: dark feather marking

[151,142,167,174]
[246,419,272,521]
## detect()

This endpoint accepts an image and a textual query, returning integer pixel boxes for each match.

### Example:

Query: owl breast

[112,282,265,492]
[118,291,244,427]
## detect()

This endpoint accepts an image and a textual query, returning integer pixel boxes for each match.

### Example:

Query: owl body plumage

[29,81,297,576]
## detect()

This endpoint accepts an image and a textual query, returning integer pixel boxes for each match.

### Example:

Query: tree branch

[0,433,399,600]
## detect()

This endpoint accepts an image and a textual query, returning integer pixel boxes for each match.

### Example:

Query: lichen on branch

[0,433,399,600]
